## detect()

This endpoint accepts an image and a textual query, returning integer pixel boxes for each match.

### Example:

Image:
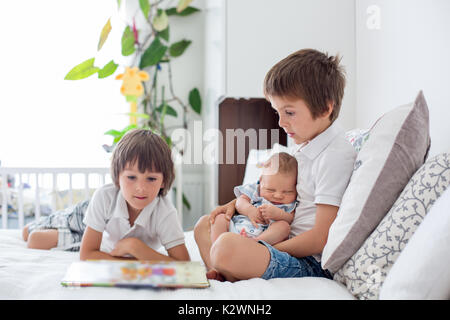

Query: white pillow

[379,187,450,300]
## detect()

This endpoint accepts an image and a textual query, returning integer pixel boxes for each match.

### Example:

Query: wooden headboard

[218,98,287,204]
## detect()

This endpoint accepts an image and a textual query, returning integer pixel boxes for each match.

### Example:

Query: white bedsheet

[0,230,354,300]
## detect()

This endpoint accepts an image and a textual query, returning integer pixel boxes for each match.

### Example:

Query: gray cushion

[322,91,431,273]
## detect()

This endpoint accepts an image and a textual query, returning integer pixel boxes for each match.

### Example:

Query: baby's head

[111,129,175,197]
[259,152,298,205]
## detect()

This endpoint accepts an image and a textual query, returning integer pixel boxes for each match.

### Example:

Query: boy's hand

[247,208,266,228]
[111,237,141,257]
[258,204,283,223]
[210,199,236,224]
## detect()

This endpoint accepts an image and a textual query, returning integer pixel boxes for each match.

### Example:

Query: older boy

[194,49,357,281]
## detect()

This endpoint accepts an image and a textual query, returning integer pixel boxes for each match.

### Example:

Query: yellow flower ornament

[116,66,149,96]
[115,67,150,124]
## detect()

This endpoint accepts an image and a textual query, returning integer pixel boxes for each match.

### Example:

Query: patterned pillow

[345,129,370,153]
[334,152,450,300]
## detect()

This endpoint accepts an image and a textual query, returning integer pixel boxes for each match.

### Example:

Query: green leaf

[97,18,112,51]
[64,58,99,80]
[172,187,191,211]
[117,124,138,142]
[188,88,201,114]
[164,135,172,148]
[169,39,191,57]
[125,112,150,119]
[166,6,200,16]
[121,26,136,56]
[113,135,123,144]
[139,0,150,19]
[155,104,178,117]
[139,37,167,69]
[158,26,170,42]
[122,124,138,132]
[182,192,191,210]
[105,124,138,144]
[159,103,167,126]
[104,129,122,137]
[153,9,169,32]
[125,95,137,102]
[176,0,193,13]
[98,60,118,78]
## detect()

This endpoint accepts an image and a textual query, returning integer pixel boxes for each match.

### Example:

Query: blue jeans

[258,240,333,280]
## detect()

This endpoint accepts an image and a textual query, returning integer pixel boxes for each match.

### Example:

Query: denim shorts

[258,240,333,280]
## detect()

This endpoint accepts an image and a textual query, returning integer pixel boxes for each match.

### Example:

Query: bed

[2,92,447,301]
[0,229,354,300]
[0,161,354,300]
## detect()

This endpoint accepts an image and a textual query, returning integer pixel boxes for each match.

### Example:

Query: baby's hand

[258,204,283,223]
[247,208,265,228]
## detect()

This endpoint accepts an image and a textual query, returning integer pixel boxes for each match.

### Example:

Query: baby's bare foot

[206,269,225,282]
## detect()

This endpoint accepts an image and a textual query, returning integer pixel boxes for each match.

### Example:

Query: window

[0,0,128,167]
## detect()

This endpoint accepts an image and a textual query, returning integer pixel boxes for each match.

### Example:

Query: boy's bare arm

[79,226,129,261]
[273,204,338,257]
[112,238,190,261]
[258,204,294,224]
[209,198,237,224]
[280,210,294,224]
[167,243,191,261]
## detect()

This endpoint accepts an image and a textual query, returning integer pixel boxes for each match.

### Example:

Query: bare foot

[22,225,30,241]
[206,269,225,282]
[239,229,260,242]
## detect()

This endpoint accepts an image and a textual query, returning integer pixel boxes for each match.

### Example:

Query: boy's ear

[323,100,334,119]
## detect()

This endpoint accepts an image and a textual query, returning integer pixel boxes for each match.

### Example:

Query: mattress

[0,229,354,300]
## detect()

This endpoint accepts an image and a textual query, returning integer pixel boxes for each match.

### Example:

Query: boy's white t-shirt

[289,122,356,261]
[83,184,185,254]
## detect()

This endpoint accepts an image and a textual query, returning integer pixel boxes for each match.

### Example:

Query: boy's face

[119,161,164,217]
[259,171,297,205]
[268,95,332,144]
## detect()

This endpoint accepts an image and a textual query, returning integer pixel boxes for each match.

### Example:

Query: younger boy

[194,48,357,281]
[23,129,190,262]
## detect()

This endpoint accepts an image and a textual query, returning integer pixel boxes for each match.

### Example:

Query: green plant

[64,0,201,211]
[64,0,202,155]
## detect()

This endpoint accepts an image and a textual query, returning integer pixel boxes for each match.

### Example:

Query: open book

[61,260,210,289]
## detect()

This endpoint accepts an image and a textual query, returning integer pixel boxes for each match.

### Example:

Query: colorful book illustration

[61,260,210,289]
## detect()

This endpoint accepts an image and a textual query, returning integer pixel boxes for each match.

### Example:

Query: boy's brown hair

[262,152,298,176]
[111,129,175,196]
[263,48,346,123]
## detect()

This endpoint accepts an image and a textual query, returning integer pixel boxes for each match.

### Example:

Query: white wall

[356,0,450,157]
[0,0,206,169]
[202,0,357,212]
[202,0,227,212]
[0,0,127,168]
[225,0,357,132]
